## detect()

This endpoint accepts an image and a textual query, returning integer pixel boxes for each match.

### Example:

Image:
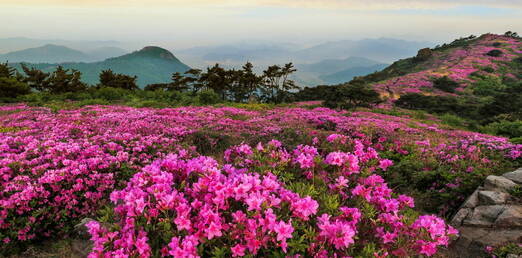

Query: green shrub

[483,120,522,139]
[472,76,506,96]
[492,243,522,258]
[432,76,460,93]
[324,84,381,110]
[481,66,495,73]
[197,89,221,105]
[510,137,522,144]
[90,87,132,101]
[0,77,31,100]
[440,113,468,128]
[486,49,503,57]
[75,99,111,106]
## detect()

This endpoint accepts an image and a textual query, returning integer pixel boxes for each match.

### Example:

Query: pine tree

[21,64,50,91]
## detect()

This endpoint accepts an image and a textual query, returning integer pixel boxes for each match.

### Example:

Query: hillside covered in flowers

[368,33,522,98]
[1,103,520,257]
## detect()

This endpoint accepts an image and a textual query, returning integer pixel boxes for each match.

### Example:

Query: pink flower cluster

[86,138,458,257]
[87,151,320,257]
[0,103,518,253]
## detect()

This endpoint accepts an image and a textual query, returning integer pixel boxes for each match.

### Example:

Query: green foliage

[492,243,522,258]
[432,76,460,93]
[510,137,522,144]
[481,83,522,121]
[324,84,381,110]
[395,93,482,119]
[486,49,503,57]
[21,64,86,93]
[295,85,335,101]
[99,69,138,90]
[197,89,221,105]
[440,113,469,128]
[509,185,522,199]
[482,120,522,139]
[347,58,419,85]
[0,62,16,78]
[482,66,495,73]
[0,77,31,100]
[472,76,506,96]
[89,86,132,101]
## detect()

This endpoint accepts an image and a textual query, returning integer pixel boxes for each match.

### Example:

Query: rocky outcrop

[450,169,522,257]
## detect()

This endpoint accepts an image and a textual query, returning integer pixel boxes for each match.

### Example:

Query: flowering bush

[87,139,458,257]
[0,104,519,255]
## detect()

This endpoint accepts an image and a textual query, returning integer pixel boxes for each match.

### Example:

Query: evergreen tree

[0,62,16,78]
[261,63,298,103]
[0,77,31,99]
[184,69,203,93]
[0,62,31,99]
[47,66,87,93]
[21,64,50,91]
[99,69,138,90]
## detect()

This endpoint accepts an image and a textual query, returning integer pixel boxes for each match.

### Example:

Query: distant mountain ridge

[0,37,124,54]
[0,44,91,63]
[13,46,191,87]
[295,57,388,85]
[177,38,429,86]
[297,56,384,74]
[0,44,128,63]
[319,63,389,85]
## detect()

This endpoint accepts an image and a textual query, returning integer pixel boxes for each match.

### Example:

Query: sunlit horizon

[1,0,521,50]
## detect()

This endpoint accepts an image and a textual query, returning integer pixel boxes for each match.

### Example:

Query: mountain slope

[15,46,191,87]
[86,47,128,61]
[0,44,91,63]
[319,63,389,85]
[354,34,522,99]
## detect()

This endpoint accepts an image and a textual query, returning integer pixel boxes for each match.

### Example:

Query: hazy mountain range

[0,37,434,87]
[0,44,128,63]
[176,38,431,85]
[0,37,130,53]
[12,46,190,87]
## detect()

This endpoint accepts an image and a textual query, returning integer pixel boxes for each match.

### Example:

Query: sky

[1,0,521,49]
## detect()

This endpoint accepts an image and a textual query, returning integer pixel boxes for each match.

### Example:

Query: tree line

[0,62,299,104]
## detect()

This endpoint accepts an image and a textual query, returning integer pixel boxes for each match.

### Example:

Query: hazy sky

[1,0,521,48]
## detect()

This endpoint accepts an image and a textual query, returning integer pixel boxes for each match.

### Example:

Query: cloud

[3,0,522,9]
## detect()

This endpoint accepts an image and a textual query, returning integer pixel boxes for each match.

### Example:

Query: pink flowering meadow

[0,104,520,256]
[373,34,522,99]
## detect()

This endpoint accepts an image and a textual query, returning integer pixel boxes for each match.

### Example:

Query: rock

[74,218,95,239]
[484,175,517,192]
[72,239,92,257]
[478,191,509,205]
[462,190,480,208]
[451,208,471,227]
[463,205,506,226]
[506,254,521,258]
[451,226,522,256]
[503,169,522,184]
[495,205,522,227]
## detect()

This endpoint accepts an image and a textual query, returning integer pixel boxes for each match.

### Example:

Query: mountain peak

[135,46,177,60]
